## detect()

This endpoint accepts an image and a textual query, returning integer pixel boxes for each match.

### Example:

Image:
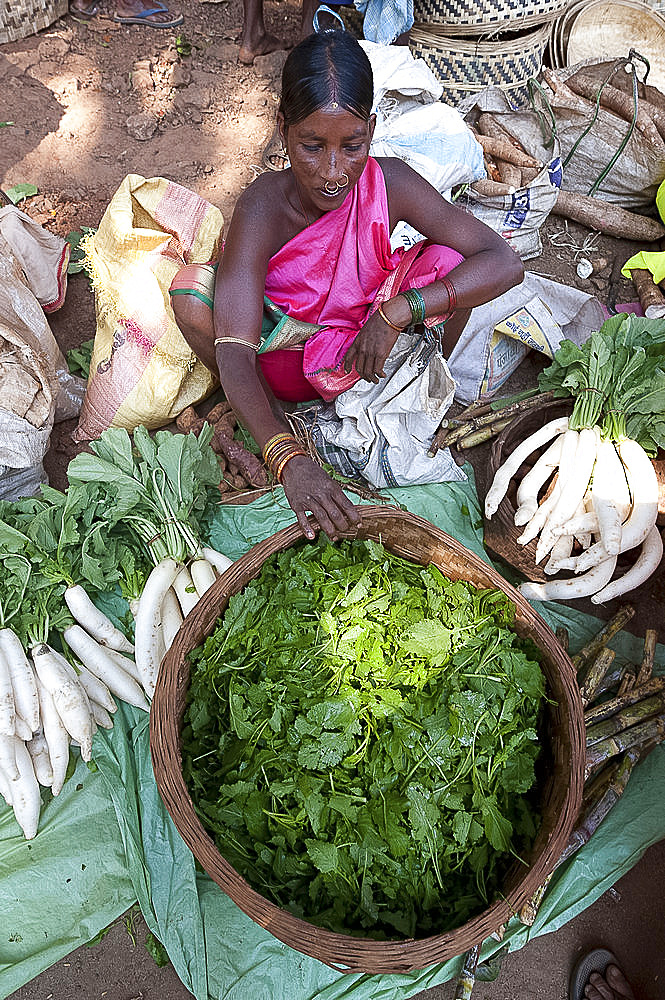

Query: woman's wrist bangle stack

[440,276,458,318]
[262,433,308,483]
[377,303,405,332]
[400,287,427,325]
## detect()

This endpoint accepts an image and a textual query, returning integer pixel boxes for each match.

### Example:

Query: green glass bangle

[401,287,426,325]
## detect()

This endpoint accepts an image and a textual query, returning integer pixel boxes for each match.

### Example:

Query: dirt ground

[2,2,665,997]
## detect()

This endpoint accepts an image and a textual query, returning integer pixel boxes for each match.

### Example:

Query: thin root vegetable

[590,437,630,556]
[63,625,149,711]
[591,525,663,604]
[212,426,269,488]
[0,732,18,781]
[485,416,569,518]
[160,587,183,652]
[535,427,597,565]
[564,72,665,150]
[471,178,515,197]
[515,435,564,526]
[31,643,94,762]
[64,585,134,654]
[631,269,665,319]
[173,564,199,616]
[190,558,217,598]
[517,479,561,547]
[201,546,233,574]
[0,765,12,806]
[26,725,53,787]
[545,532,574,576]
[134,557,180,698]
[89,701,114,729]
[7,737,41,839]
[73,661,117,715]
[519,555,617,602]
[496,158,522,189]
[37,682,70,796]
[0,628,39,733]
[474,132,542,168]
[0,645,15,737]
[551,511,599,540]
[552,190,665,242]
[205,400,234,423]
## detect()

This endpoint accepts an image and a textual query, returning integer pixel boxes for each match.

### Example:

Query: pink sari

[262,157,462,402]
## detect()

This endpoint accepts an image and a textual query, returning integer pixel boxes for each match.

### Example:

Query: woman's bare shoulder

[226,170,294,256]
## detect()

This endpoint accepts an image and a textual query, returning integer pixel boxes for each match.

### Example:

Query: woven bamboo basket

[409,23,551,108]
[413,0,569,35]
[0,0,67,44]
[151,506,584,974]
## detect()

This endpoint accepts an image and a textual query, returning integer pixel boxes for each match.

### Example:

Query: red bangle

[441,275,457,316]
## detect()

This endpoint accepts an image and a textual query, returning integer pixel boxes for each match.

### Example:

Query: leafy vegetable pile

[183,536,546,938]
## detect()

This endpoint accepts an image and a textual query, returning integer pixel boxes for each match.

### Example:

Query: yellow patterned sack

[73,174,223,441]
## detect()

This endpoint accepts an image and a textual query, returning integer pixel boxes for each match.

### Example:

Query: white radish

[519,555,617,602]
[558,439,659,574]
[514,434,564,526]
[64,585,134,654]
[27,726,54,787]
[89,701,114,729]
[160,588,183,651]
[0,628,39,733]
[73,661,117,715]
[485,416,570,518]
[536,428,597,564]
[517,480,562,547]
[0,764,12,807]
[190,558,217,598]
[31,643,94,761]
[37,683,70,796]
[8,737,41,839]
[591,526,664,604]
[574,495,595,551]
[63,625,149,711]
[173,565,199,616]
[202,546,234,574]
[0,732,19,781]
[545,532,574,575]
[551,512,599,539]
[14,715,33,741]
[591,437,631,556]
[0,646,16,737]
[134,557,180,698]
[105,647,143,686]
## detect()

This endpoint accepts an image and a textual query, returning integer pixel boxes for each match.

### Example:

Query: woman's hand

[343,311,400,383]
[280,455,361,541]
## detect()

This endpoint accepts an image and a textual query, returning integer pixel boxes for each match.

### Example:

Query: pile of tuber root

[176,401,270,495]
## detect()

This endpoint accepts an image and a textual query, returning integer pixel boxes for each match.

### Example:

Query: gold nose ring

[324,173,349,194]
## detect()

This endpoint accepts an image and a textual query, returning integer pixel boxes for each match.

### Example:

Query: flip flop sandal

[69,2,102,19]
[261,129,289,171]
[569,948,619,1000]
[113,3,184,27]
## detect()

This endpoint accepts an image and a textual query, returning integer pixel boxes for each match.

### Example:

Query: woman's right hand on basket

[280,455,361,541]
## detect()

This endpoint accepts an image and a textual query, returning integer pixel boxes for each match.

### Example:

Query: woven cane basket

[413,0,569,35]
[0,0,67,43]
[151,506,584,974]
[409,23,551,108]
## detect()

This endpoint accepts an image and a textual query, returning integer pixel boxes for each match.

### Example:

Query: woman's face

[279,105,376,217]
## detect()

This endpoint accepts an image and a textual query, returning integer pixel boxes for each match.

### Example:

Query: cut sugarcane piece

[585,714,665,779]
[579,647,616,707]
[586,694,665,746]
[584,676,665,726]
[571,605,635,669]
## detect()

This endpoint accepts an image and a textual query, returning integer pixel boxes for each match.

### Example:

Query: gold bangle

[214,337,259,351]
[275,448,308,482]
[377,303,405,333]
[262,432,295,462]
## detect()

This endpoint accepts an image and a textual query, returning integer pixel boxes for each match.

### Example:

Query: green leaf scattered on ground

[5,183,38,205]
[175,34,192,56]
[66,339,95,379]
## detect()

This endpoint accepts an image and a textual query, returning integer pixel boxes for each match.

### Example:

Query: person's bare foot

[238,29,286,65]
[584,964,636,1000]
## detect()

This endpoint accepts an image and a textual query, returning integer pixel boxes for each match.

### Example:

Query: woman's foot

[114,0,183,27]
[584,964,636,1000]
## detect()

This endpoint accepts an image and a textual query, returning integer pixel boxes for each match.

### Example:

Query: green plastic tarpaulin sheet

[1,477,664,1000]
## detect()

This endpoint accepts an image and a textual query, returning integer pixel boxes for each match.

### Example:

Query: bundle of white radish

[485,313,665,603]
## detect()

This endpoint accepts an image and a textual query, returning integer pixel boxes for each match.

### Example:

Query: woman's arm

[213,182,360,540]
[344,158,524,379]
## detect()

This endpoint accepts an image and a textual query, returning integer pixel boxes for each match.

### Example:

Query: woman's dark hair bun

[279,29,373,127]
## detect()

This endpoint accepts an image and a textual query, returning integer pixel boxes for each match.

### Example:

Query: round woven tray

[409,23,552,108]
[151,506,584,973]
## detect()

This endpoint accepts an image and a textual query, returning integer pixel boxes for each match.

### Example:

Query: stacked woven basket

[0,0,67,44]
[409,0,564,107]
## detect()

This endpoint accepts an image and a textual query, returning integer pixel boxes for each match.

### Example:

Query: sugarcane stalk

[556,626,570,653]
[585,676,665,726]
[428,390,554,454]
[586,694,665,746]
[617,671,637,697]
[594,664,633,700]
[579,647,616,707]
[585,714,665,779]
[636,629,658,686]
[454,944,480,1000]
[519,744,650,926]
[572,605,635,670]
[457,417,514,449]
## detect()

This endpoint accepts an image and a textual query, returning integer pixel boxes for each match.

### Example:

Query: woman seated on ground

[170,27,524,541]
